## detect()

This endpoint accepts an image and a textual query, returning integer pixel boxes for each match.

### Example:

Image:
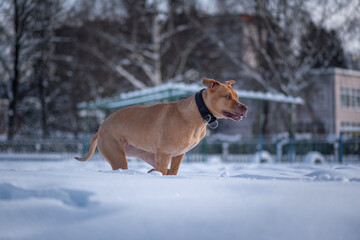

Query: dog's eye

[225,95,231,100]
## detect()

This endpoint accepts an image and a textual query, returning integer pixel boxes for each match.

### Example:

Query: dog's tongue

[234,115,243,121]
[223,111,243,121]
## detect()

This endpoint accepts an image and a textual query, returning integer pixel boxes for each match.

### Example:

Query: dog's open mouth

[222,111,244,121]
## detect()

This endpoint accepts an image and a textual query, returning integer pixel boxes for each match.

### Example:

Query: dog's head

[202,78,247,121]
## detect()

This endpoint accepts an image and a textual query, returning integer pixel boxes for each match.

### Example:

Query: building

[297,68,360,136]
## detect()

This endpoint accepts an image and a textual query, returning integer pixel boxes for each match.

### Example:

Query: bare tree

[0,0,63,139]
[205,0,350,135]
[0,0,36,140]
[202,0,350,94]
[31,0,62,138]
[72,0,203,89]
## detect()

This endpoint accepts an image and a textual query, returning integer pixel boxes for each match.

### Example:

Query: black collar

[195,89,217,124]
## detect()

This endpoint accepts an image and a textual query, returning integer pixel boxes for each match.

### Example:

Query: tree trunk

[38,61,49,138]
[8,0,20,141]
[153,14,162,85]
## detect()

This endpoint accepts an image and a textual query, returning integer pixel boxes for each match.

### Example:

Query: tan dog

[75,78,247,175]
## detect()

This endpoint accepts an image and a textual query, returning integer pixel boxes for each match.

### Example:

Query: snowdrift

[0,159,359,240]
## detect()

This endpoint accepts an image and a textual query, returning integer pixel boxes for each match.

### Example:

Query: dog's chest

[165,128,206,155]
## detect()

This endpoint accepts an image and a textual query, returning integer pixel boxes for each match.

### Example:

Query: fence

[0,135,359,163]
[185,135,359,163]
[0,139,82,160]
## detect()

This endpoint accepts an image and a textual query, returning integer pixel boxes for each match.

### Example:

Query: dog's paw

[147,169,163,176]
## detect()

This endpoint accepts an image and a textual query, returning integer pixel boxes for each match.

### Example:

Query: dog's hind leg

[155,152,172,175]
[98,136,128,170]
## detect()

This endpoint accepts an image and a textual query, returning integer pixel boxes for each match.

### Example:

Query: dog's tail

[75,133,99,162]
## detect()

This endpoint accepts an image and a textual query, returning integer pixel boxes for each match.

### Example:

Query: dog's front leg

[167,154,185,175]
[155,152,172,175]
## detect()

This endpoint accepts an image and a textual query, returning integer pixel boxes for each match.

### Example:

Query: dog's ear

[203,78,220,92]
[225,80,236,87]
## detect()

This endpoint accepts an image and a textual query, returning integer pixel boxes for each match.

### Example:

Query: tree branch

[79,43,147,89]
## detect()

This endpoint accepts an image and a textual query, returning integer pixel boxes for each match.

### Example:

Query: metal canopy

[340,126,360,133]
[77,82,304,110]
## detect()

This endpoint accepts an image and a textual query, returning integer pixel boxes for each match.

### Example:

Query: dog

[75,78,247,175]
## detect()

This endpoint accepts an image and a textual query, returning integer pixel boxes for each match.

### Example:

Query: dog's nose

[238,104,247,115]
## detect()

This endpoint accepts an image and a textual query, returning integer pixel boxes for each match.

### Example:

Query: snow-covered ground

[0,159,360,240]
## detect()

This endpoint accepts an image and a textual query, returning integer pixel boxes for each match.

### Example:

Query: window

[356,89,360,109]
[341,88,348,108]
[340,87,360,110]
[341,122,360,128]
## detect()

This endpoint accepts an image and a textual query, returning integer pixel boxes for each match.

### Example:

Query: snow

[0,159,360,240]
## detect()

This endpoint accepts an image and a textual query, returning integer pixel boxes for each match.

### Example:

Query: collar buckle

[208,120,218,129]
[201,114,211,123]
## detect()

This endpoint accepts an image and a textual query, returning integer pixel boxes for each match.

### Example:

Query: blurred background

[0,0,359,163]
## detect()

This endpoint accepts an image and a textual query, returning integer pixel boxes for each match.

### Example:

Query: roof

[309,68,360,78]
[77,82,304,110]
